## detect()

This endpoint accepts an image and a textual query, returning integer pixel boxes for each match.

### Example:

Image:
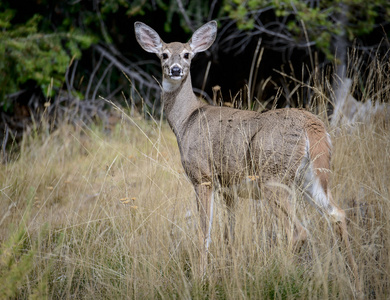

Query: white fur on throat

[162,79,181,92]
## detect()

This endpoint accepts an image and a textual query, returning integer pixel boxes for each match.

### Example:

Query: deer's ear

[134,22,163,53]
[189,21,217,53]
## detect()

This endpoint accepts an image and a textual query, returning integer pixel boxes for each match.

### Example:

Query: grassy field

[0,104,389,299]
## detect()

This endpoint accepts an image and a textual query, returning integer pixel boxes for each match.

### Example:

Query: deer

[134,20,361,295]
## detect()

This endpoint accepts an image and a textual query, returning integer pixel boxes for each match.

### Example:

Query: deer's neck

[162,74,204,136]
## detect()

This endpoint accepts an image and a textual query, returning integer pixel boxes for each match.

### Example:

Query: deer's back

[178,106,326,185]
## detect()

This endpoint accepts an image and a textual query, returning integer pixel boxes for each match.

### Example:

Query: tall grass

[1,108,389,299]
[1,65,389,299]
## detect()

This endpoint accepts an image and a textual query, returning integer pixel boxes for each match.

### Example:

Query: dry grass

[0,106,389,299]
[1,49,390,298]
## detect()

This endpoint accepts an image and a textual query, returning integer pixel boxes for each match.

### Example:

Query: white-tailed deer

[135,21,360,293]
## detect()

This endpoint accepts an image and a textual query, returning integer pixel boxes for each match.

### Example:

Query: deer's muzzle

[169,65,183,78]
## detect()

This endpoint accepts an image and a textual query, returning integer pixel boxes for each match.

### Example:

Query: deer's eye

[162,53,168,59]
[183,53,190,59]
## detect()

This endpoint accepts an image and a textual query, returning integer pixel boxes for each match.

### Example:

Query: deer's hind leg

[313,187,359,284]
[304,167,361,295]
[263,183,308,251]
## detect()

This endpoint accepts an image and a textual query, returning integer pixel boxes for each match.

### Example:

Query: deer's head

[135,21,217,89]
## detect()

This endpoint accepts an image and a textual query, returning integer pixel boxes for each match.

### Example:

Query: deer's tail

[306,124,332,194]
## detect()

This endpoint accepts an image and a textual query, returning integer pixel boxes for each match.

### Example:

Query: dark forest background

[1,0,389,144]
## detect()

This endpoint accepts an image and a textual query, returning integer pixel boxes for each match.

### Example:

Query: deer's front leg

[194,183,214,270]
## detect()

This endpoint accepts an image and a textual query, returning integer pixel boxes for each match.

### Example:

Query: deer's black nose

[171,66,181,76]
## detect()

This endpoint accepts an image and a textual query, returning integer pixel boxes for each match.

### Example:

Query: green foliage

[0,8,95,111]
[100,0,156,16]
[0,0,221,115]
[224,0,390,60]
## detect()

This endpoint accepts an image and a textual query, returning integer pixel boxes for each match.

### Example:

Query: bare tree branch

[93,44,160,92]
[176,0,195,32]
